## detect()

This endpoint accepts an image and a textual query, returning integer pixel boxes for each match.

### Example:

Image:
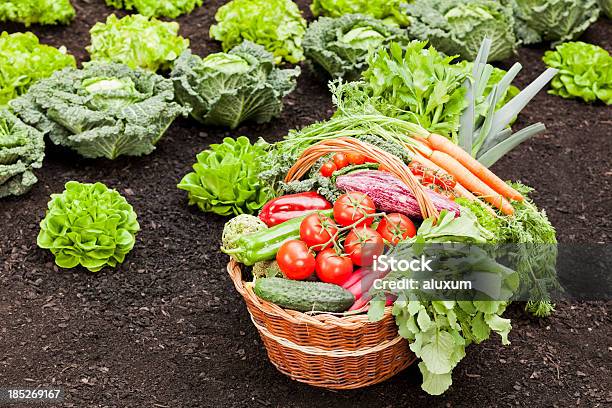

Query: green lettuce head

[210,0,307,64]
[543,41,612,105]
[171,41,299,129]
[178,136,271,216]
[405,0,517,62]
[37,181,140,272]
[0,0,75,26]
[310,0,409,27]
[0,109,45,198]
[10,62,189,160]
[87,14,190,72]
[104,0,203,18]
[303,14,410,80]
[0,31,76,106]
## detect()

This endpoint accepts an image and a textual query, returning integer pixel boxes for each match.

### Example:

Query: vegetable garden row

[1,0,610,401]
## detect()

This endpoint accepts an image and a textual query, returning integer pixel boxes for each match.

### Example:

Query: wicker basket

[228,259,416,389]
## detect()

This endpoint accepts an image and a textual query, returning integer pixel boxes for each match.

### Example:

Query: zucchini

[254,277,355,313]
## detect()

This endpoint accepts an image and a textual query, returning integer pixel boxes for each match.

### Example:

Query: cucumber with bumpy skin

[254,277,355,312]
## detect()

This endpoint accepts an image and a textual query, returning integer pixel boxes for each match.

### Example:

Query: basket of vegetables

[199,39,559,394]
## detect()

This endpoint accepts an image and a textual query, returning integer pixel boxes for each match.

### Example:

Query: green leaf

[420,330,456,374]
[367,298,386,321]
[485,313,512,345]
[419,362,453,395]
[470,312,491,343]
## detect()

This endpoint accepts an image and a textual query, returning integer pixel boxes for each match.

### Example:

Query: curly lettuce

[171,41,299,128]
[543,41,612,105]
[105,0,203,18]
[87,14,189,72]
[210,0,307,64]
[0,109,45,198]
[178,136,272,216]
[37,181,140,272]
[0,32,76,106]
[0,0,75,26]
[10,62,189,159]
[512,0,600,45]
[404,0,517,62]
[303,14,410,80]
[310,0,409,26]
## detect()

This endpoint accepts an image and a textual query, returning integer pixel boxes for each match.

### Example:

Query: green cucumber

[254,277,355,313]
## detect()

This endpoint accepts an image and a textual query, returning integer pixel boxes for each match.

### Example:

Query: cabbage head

[405,0,517,62]
[10,63,189,160]
[0,0,75,26]
[512,0,600,45]
[303,14,410,80]
[104,0,203,18]
[171,41,299,129]
[0,109,45,198]
[310,0,409,27]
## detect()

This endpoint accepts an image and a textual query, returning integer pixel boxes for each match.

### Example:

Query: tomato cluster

[276,192,417,286]
[408,162,457,191]
[320,152,374,177]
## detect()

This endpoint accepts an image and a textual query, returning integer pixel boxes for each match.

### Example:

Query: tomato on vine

[299,213,337,250]
[315,248,353,285]
[276,240,315,280]
[346,152,366,165]
[332,153,349,170]
[344,226,384,266]
[320,161,336,177]
[333,192,376,227]
[376,213,416,245]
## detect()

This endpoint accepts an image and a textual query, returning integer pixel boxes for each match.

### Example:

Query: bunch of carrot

[407,133,522,216]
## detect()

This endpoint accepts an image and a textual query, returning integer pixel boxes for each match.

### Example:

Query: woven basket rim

[227,258,395,329]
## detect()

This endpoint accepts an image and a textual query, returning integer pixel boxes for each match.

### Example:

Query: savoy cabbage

[0,109,45,198]
[11,63,189,160]
[404,0,518,62]
[303,14,410,80]
[511,0,600,45]
[171,41,299,129]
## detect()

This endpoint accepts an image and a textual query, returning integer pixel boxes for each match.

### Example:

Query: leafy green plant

[512,0,600,45]
[0,32,76,106]
[543,41,611,105]
[210,0,307,64]
[310,0,409,26]
[10,62,189,160]
[104,0,203,18]
[404,0,517,62]
[0,0,75,26]
[171,41,299,129]
[458,39,558,166]
[303,14,410,80]
[341,41,469,136]
[37,181,140,272]
[87,14,189,72]
[0,109,45,198]
[599,0,612,18]
[178,136,272,216]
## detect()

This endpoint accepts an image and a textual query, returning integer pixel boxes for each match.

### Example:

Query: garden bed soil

[1,1,611,407]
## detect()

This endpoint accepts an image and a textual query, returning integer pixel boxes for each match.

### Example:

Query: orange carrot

[427,150,515,215]
[426,133,524,202]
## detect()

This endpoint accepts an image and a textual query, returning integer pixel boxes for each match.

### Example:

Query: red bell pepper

[258,192,332,227]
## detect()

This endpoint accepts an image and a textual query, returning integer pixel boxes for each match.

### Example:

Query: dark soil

[1,2,611,407]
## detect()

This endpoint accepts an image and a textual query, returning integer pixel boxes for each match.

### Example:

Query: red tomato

[333,192,376,227]
[315,249,353,285]
[346,152,366,165]
[332,153,349,170]
[299,213,338,250]
[276,240,315,280]
[320,161,337,177]
[376,213,416,245]
[364,156,378,163]
[344,226,384,266]
[422,171,435,184]
[409,162,424,176]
